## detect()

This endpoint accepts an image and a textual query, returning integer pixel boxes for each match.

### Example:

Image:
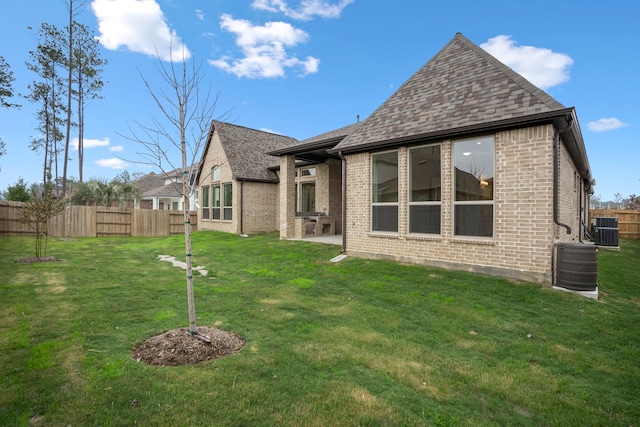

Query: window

[223,183,233,220]
[300,167,316,177]
[172,201,179,211]
[212,185,221,220]
[372,151,398,232]
[212,166,221,182]
[201,186,210,219]
[409,144,441,234]
[301,182,316,212]
[453,136,494,237]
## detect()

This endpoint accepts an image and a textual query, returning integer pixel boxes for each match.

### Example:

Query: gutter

[339,151,347,254]
[330,109,574,156]
[553,118,573,235]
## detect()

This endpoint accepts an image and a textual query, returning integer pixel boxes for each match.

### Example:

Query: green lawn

[1,232,638,426]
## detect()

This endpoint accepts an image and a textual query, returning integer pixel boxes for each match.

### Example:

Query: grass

[0,232,638,426]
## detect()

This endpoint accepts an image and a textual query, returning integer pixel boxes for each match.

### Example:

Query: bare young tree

[614,192,623,209]
[124,47,224,339]
[20,188,67,259]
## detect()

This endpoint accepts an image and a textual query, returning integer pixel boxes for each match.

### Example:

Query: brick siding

[344,124,576,285]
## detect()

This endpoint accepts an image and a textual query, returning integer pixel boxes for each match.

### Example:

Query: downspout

[239,179,246,237]
[553,119,573,236]
[579,179,583,243]
[339,151,347,254]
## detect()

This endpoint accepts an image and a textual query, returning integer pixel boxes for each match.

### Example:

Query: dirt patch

[15,256,62,264]
[132,326,245,366]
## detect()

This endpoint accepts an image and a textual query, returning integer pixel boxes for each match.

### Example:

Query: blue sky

[0,0,638,201]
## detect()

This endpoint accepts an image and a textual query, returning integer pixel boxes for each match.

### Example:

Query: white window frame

[212,165,221,182]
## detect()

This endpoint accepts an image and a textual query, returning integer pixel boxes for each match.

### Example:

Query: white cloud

[195,9,205,21]
[259,127,283,134]
[252,0,354,21]
[96,158,129,169]
[71,137,111,150]
[109,145,124,152]
[91,0,190,62]
[588,118,629,132]
[480,35,573,90]
[209,14,319,78]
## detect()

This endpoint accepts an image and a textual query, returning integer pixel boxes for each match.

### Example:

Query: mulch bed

[131,327,246,366]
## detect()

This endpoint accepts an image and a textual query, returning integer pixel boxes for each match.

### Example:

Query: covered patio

[269,123,361,241]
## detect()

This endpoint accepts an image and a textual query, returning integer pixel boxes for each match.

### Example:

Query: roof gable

[201,121,298,182]
[334,33,566,152]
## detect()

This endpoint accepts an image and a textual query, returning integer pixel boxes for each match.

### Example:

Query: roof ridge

[455,33,565,109]
[213,120,298,140]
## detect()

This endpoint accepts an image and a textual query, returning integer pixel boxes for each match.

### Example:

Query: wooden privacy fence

[589,209,640,240]
[0,202,197,237]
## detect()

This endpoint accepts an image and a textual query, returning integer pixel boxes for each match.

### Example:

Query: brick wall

[279,155,296,238]
[557,143,581,243]
[344,125,566,284]
[198,132,239,234]
[241,181,280,233]
[328,158,343,233]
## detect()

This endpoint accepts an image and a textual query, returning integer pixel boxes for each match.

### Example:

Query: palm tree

[71,175,140,207]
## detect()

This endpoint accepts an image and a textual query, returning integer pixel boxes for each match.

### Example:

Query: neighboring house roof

[141,183,181,198]
[136,165,198,199]
[199,121,298,183]
[134,172,166,194]
[332,32,592,187]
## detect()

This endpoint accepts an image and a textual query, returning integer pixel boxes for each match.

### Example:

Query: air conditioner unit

[593,217,618,228]
[595,227,619,247]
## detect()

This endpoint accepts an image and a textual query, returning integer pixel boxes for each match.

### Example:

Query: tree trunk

[185,191,196,334]
[51,80,59,187]
[182,127,196,333]
[62,0,74,196]
[78,80,84,182]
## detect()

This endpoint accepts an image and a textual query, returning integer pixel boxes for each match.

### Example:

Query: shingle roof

[141,182,182,198]
[134,172,166,193]
[298,122,363,146]
[334,33,567,152]
[267,122,363,162]
[205,121,298,182]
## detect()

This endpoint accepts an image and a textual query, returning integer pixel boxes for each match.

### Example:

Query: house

[196,121,297,234]
[134,165,199,210]
[199,33,594,286]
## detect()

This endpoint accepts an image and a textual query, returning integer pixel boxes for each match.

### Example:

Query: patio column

[279,154,296,239]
